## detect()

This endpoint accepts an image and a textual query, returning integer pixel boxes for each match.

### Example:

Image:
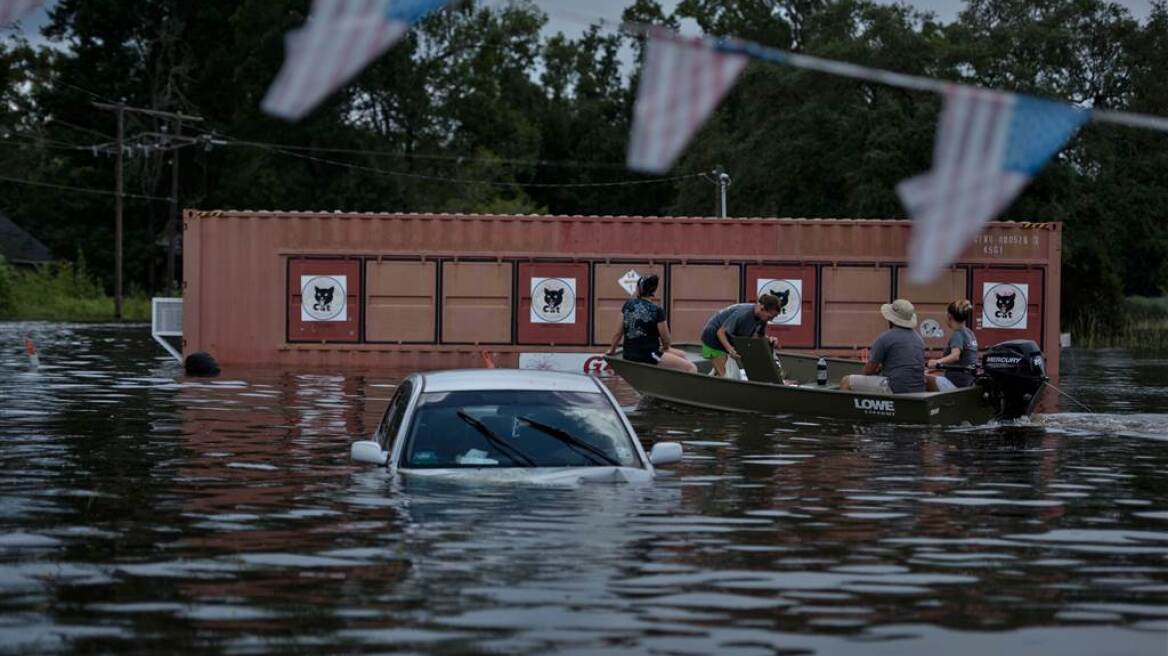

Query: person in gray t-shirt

[840,299,926,394]
[927,299,979,388]
[699,295,781,377]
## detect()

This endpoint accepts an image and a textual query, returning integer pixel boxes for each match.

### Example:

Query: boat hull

[606,355,998,426]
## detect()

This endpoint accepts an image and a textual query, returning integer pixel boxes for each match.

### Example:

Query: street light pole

[166,117,181,293]
[714,165,731,218]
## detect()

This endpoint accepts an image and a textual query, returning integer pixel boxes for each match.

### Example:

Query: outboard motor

[979,340,1048,419]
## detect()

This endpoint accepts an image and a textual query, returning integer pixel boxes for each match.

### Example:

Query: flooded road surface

[1,323,1166,654]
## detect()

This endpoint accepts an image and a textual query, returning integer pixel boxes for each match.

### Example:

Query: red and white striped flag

[0,0,42,26]
[627,28,749,173]
[263,0,450,121]
[898,85,1088,283]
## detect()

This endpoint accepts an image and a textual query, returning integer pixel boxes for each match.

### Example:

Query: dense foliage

[1,0,1165,329]
[0,255,150,320]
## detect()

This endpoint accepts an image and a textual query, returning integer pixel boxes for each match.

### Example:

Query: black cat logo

[313,285,335,312]
[994,292,1016,319]
[768,288,791,315]
[543,287,564,313]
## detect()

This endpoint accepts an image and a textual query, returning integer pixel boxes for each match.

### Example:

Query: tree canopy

[1,0,1165,328]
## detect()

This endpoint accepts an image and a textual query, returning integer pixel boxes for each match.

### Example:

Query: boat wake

[1038,412,1168,441]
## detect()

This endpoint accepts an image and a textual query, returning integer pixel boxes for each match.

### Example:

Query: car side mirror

[351,440,387,465]
[649,441,683,466]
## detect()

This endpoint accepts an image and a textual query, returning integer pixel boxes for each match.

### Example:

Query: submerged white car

[350,369,683,484]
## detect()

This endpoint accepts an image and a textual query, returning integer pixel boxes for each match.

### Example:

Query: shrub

[0,255,14,317]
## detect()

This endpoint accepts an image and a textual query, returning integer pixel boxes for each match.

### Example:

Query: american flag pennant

[0,0,42,26]
[898,85,1090,284]
[263,0,450,121]
[627,28,749,173]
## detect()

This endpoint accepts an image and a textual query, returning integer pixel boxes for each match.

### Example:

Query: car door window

[375,380,413,449]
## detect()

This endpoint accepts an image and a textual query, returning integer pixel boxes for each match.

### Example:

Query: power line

[217,136,636,170]
[184,123,638,171]
[46,117,115,140]
[0,133,100,151]
[0,173,169,201]
[247,141,702,189]
[56,80,119,105]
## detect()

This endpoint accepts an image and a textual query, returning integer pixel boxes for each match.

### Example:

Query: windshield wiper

[516,416,622,467]
[455,410,536,466]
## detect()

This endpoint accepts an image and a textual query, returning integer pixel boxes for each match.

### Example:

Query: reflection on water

[1,323,1166,653]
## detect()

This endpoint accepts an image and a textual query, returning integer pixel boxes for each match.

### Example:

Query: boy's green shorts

[701,343,728,359]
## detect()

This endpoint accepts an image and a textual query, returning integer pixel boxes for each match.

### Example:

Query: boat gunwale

[604,354,983,405]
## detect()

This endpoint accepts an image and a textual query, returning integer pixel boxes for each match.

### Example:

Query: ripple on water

[2,325,1168,653]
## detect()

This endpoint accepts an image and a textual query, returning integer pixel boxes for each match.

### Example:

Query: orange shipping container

[182,211,1063,376]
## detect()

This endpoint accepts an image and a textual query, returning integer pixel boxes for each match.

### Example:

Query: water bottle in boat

[816,357,827,386]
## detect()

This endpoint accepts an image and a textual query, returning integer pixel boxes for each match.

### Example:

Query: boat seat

[731,337,785,384]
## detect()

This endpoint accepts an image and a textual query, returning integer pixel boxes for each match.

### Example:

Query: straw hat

[880,299,918,328]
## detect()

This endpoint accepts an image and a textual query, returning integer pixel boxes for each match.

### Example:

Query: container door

[365,260,436,343]
[288,258,361,343]
[972,268,1044,349]
[441,261,512,344]
[821,265,892,348]
[518,263,589,345]
[746,265,816,348]
[668,264,741,345]
[897,267,968,353]
[592,263,667,345]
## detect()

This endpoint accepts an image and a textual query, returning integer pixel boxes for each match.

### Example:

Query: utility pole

[92,102,203,315]
[114,104,124,319]
[166,117,181,294]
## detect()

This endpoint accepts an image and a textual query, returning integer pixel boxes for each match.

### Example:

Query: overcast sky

[540,0,1152,34]
[8,0,1156,46]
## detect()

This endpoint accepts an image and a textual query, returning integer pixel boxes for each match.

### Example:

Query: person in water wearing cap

[840,299,926,394]
[699,294,782,377]
[607,274,697,373]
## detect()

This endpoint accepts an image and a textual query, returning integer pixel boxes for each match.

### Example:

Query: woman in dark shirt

[606,274,697,373]
[927,299,979,389]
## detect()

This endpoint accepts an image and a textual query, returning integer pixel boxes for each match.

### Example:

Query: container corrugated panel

[441,261,512,344]
[821,266,893,348]
[897,267,969,352]
[669,264,740,344]
[365,260,436,343]
[593,263,667,346]
[746,264,817,348]
[189,211,1058,263]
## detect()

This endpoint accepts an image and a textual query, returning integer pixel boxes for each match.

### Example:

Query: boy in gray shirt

[840,299,926,394]
[700,295,782,377]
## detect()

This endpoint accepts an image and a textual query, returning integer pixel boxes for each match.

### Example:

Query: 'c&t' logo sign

[300,274,347,322]
[531,277,577,324]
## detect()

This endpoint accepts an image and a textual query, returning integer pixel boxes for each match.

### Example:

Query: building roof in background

[0,213,54,264]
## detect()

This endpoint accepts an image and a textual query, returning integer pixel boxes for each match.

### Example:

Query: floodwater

[1,324,1166,655]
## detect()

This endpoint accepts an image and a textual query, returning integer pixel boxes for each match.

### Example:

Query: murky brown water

[1,323,1166,654]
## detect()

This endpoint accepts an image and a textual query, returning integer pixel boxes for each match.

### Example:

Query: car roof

[418,369,605,394]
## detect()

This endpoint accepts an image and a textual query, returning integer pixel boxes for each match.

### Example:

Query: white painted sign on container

[301,274,347,322]
[756,279,802,325]
[618,270,641,296]
[531,277,577,324]
[982,282,1028,330]
[519,352,614,377]
[919,318,944,339]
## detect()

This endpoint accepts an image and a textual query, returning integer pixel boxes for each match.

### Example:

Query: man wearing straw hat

[839,299,926,394]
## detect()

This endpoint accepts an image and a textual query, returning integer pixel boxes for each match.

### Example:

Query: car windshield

[402,390,640,469]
